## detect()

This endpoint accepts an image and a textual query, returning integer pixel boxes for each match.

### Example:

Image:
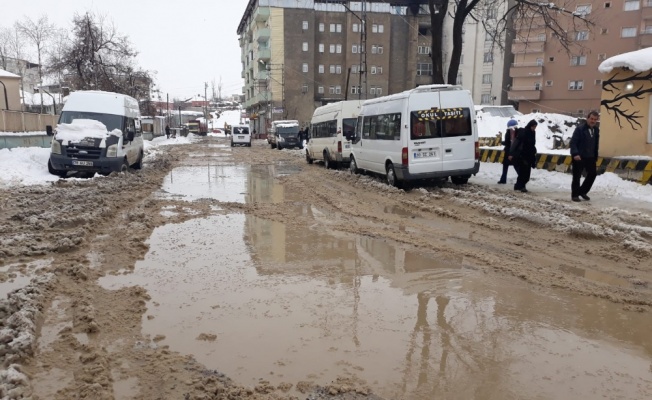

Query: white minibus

[349,85,479,187]
[306,100,363,169]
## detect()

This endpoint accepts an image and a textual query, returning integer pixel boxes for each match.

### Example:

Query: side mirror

[46,125,53,136]
[126,129,135,142]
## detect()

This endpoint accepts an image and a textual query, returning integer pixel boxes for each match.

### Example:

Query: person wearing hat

[498,119,519,184]
[509,119,538,193]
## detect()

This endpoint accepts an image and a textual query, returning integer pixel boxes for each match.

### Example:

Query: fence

[0,110,59,133]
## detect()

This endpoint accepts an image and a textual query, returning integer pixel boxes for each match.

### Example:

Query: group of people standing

[498,111,600,201]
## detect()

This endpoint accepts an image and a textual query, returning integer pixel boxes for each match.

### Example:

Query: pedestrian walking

[509,119,538,193]
[165,124,170,139]
[498,119,519,184]
[570,111,600,202]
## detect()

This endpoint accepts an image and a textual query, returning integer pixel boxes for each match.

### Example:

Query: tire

[133,151,144,170]
[120,158,129,173]
[247,143,252,147]
[47,159,67,178]
[270,142,275,149]
[306,150,314,164]
[323,151,331,169]
[277,144,282,150]
[386,163,402,188]
[349,156,358,174]
[451,175,470,185]
[231,141,234,147]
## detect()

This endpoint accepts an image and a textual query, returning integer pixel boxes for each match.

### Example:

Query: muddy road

[1,136,651,400]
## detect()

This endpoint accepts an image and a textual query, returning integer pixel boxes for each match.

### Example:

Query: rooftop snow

[599,47,652,73]
[0,69,20,79]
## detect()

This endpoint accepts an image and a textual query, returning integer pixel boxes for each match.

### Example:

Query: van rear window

[410,111,439,140]
[441,108,472,137]
[410,108,472,140]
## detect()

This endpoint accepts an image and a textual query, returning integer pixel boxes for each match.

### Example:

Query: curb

[479,148,652,185]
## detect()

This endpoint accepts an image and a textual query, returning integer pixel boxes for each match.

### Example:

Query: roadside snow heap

[55,119,122,146]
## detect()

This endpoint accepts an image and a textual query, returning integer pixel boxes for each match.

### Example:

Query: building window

[337,24,342,32]
[481,94,491,104]
[575,30,589,40]
[329,44,335,53]
[330,23,335,32]
[352,64,359,74]
[645,25,652,34]
[482,74,492,84]
[594,79,602,85]
[336,65,342,74]
[319,43,324,53]
[601,28,609,34]
[318,65,325,74]
[318,86,324,94]
[336,44,342,53]
[418,46,430,54]
[319,23,324,32]
[378,45,384,54]
[302,63,309,73]
[329,86,335,94]
[352,44,358,54]
[302,42,308,51]
[371,66,377,74]
[417,63,433,76]
[302,84,308,93]
[569,80,584,90]
[624,0,640,11]
[329,65,335,73]
[549,56,555,62]
[536,58,544,66]
[377,66,383,74]
[575,4,592,14]
[570,55,587,65]
[351,86,360,94]
[353,23,359,32]
[371,45,377,54]
[604,2,611,7]
[621,27,637,37]
[456,74,463,85]
[483,52,494,63]
[370,87,376,95]
[372,24,378,33]
[535,82,541,90]
[546,80,553,86]
[302,21,309,30]
[335,86,341,94]
[378,24,384,33]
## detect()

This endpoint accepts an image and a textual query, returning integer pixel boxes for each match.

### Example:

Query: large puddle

[99,215,652,400]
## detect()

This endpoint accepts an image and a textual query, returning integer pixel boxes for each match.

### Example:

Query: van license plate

[238,136,244,139]
[72,160,93,166]
[344,144,351,149]
[414,151,437,159]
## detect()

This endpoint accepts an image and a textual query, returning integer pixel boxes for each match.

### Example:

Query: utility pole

[204,82,208,119]
[166,93,169,126]
[361,0,367,99]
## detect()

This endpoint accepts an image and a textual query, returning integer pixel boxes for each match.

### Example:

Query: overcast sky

[3,0,246,100]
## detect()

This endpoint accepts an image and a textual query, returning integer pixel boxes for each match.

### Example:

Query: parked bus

[349,85,479,187]
[306,100,363,169]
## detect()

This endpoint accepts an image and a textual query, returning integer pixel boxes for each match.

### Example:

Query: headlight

[106,144,118,157]
[50,139,61,154]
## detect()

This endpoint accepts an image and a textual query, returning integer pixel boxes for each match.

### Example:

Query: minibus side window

[328,120,337,137]
[375,113,401,141]
[441,108,472,137]
[410,112,439,140]
[362,117,372,139]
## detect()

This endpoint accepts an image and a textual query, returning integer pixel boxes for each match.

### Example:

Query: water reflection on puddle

[99,216,652,400]
[0,259,52,297]
[158,164,297,203]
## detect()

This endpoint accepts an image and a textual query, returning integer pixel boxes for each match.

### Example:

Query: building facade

[509,0,652,116]
[238,0,510,134]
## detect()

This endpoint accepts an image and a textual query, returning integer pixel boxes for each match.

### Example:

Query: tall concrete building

[508,0,652,116]
[237,0,511,135]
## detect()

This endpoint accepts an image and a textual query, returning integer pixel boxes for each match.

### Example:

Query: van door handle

[445,149,452,153]
[460,138,467,141]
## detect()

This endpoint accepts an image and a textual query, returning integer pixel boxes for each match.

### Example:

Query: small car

[231,125,251,147]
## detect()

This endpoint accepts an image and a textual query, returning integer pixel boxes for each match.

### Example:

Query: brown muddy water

[94,164,652,400]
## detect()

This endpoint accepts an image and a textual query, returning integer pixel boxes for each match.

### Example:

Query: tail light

[475,141,480,160]
[402,147,408,166]
[338,141,342,153]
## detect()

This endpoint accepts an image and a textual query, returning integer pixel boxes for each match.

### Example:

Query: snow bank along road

[1,136,651,399]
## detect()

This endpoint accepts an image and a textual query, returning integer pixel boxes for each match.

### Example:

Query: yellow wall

[269,8,284,108]
[600,68,652,158]
[0,77,22,111]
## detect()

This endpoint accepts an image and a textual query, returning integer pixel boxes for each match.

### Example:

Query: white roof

[0,69,20,79]
[599,47,652,73]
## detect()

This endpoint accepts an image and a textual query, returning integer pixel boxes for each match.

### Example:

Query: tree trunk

[446,2,467,85]
[429,1,448,85]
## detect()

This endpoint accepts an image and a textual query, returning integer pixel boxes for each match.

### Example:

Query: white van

[268,120,300,149]
[231,124,251,147]
[349,85,479,187]
[48,91,144,177]
[306,100,362,169]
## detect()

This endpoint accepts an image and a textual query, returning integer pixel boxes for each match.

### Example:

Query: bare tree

[7,23,28,100]
[0,26,12,70]
[50,12,153,105]
[601,71,652,129]
[218,76,223,101]
[17,15,56,113]
[428,0,594,85]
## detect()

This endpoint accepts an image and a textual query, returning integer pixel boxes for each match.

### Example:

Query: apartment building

[237,0,510,134]
[509,0,652,116]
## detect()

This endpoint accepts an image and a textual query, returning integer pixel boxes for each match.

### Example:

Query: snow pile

[477,111,580,153]
[55,119,122,145]
[599,47,652,73]
[0,148,60,188]
[209,109,244,132]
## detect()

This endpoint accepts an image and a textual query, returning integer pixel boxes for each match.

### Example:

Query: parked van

[231,124,251,147]
[306,100,362,169]
[48,90,144,177]
[268,120,300,149]
[349,85,479,187]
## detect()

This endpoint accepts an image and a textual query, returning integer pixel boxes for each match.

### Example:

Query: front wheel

[47,159,67,178]
[349,156,358,174]
[120,158,129,173]
[451,175,470,185]
[323,152,331,169]
[386,163,402,188]
[306,150,314,164]
[133,151,144,170]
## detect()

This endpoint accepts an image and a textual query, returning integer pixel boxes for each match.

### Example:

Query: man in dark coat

[498,119,519,184]
[570,111,600,202]
[165,124,170,139]
[509,119,538,193]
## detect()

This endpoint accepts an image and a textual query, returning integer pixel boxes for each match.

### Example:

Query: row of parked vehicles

[298,84,480,188]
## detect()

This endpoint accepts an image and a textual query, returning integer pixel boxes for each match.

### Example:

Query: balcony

[511,41,545,54]
[256,70,269,81]
[508,87,541,101]
[640,32,652,47]
[510,65,543,78]
[258,48,271,61]
[254,6,270,22]
[644,1,652,19]
[256,27,270,43]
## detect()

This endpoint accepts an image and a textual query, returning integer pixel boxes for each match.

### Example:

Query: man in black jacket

[570,111,600,202]
[509,119,538,193]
